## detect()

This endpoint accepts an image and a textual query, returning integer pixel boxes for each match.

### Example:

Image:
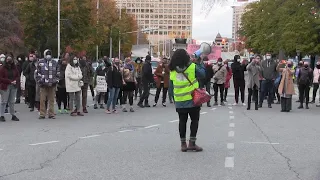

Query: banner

[187,44,222,60]
[95,76,108,92]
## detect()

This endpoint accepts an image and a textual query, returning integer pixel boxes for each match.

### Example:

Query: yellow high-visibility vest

[170,63,198,102]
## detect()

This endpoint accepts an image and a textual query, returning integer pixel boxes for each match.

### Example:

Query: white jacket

[65,64,83,92]
[313,67,320,83]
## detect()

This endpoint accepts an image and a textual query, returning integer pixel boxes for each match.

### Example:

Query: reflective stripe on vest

[170,63,198,102]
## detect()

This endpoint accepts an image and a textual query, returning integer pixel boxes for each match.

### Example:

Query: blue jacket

[169,63,205,109]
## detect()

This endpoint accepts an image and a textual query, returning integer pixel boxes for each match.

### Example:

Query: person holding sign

[93,60,108,109]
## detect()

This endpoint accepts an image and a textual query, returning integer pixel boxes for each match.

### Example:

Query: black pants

[138,82,150,105]
[56,87,68,109]
[89,84,95,98]
[281,97,292,112]
[298,84,310,105]
[214,83,224,103]
[259,80,274,106]
[16,86,21,103]
[135,77,142,98]
[274,85,280,102]
[247,85,258,110]
[205,82,211,104]
[154,83,168,103]
[123,91,134,106]
[28,85,36,109]
[234,80,245,103]
[178,108,200,139]
[312,83,319,102]
[118,89,123,105]
[224,88,228,101]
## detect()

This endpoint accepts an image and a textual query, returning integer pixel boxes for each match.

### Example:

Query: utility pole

[96,0,99,60]
[118,1,122,59]
[58,0,60,58]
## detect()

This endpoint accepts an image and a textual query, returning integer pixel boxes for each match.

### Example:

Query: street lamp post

[118,0,122,59]
[96,0,99,60]
[58,0,60,58]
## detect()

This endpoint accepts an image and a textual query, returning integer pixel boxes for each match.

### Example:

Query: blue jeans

[107,87,120,110]
[259,80,274,105]
[1,85,17,116]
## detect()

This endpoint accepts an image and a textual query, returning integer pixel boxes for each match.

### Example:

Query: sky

[192,0,233,42]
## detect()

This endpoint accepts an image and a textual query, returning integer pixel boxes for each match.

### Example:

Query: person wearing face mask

[203,56,214,107]
[15,55,26,104]
[79,56,93,113]
[311,61,320,104]
[0,55,20,121]
[277,60,295,112]
[297,62,313,109]
[36,49,60,119]
[134,57,143,100]
[246,55,262,110]
[231,55,247,106]
[212,58,227,106]
[106,58,123,114]
[259,53,278,108]
[224,59,232,102]
[93,60,108,109]
[65,56,84,116]
[23,54,37,111]
[56,58,68,114]
[138,55,153,108]
[153,57,170,107]
[0,54,5,65]
[121,57,137,112]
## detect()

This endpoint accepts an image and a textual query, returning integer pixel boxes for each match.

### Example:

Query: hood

[233,55,240,63]
[175,62,192,73]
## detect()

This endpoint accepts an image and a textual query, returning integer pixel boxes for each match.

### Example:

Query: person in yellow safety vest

[168,49,205,152]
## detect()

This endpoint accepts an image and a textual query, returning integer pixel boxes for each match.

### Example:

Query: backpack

[298,68,311,85]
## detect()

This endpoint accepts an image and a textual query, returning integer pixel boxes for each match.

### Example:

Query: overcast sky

[192,0,249,42]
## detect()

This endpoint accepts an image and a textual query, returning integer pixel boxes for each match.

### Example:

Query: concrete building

[232,4,248,41]
[115,0,193,56]
[214,33,229,52]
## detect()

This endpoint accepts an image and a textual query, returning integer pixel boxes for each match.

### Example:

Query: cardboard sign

[95,76,108,92]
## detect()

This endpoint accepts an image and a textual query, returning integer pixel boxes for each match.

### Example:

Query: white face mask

[266,56,271,60]
[46,55,52,59]
[218,62,222,66]
[73,59,78,64]
[237,59,241,62]
[0,58,5,62]
[18,58,21,61]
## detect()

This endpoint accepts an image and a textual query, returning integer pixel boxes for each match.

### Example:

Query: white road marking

[228,107,232,109]
[144,124,160,129]
[118,130,133,133]
[200,112,208,115]
[228,103,232,106]
[79,135,101,139]
[241,141,280,145]
[227,143,234,150]
[0,149,3,151]
[229,123,235,128]
[211,108,217,111]
[228,131,235,137]
[29,141,60,146]
[225,157,234,168]
[169,120,179,123]
[229,116,234,119]
[229,111,233,114]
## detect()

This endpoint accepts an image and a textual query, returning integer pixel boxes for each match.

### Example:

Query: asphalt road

[0,88,320,180]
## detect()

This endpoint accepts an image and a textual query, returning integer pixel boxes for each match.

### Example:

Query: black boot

[298,103,303,109]
[306,104,309,109]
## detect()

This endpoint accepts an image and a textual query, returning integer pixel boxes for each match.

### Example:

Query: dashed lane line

[225,157,234,168]
[169,120,179,123]
[228,107,232,109]
[79,135,101,139]
[211,108,217,111]
[29,141,60,146]
[229,123,235,128]
[200,112,208,115]
[227,143,234,150]
[144,124,160,129]
[228,131,235,137]
[229,116,234,119]
[118,130,133,133]
[229,111,234,114]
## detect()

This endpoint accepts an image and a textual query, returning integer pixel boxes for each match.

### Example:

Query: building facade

[214,33,229,52]
[232,4,247,41]
[115,0,193,56]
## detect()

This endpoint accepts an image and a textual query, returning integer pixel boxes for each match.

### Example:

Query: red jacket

[0,64,20,91]
[225,67,232,88]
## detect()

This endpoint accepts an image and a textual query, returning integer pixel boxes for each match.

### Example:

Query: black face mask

[287,64,293,68]
[317,64,320,69]
[304,64,309,68]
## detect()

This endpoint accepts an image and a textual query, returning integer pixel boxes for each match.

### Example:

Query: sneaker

[105,110,111,114]
[122,108,128,112]
[112,109,118,113]
[11,115,19,121]
[220,102,225,106]
[30,108,35,112]
[242,103,246,106]
[38,116,45,119]
[233,103,238,106]
[162,103,166,107]
[100,104,104,109]
[144,104,151,108]
[48,116,56,119]
[77,112,84,116]
[130,107,135,112]
[58,109,62,114]
[316,104,320,107]
[64,109,69,114]
[153,103,157,107]
[0,116,5,122]
[83,108,88,113]
[4,108,8,113]
[137,103,144,108]
[70,112,77,116]
[94,104,98,109]
[213,102,218,106]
